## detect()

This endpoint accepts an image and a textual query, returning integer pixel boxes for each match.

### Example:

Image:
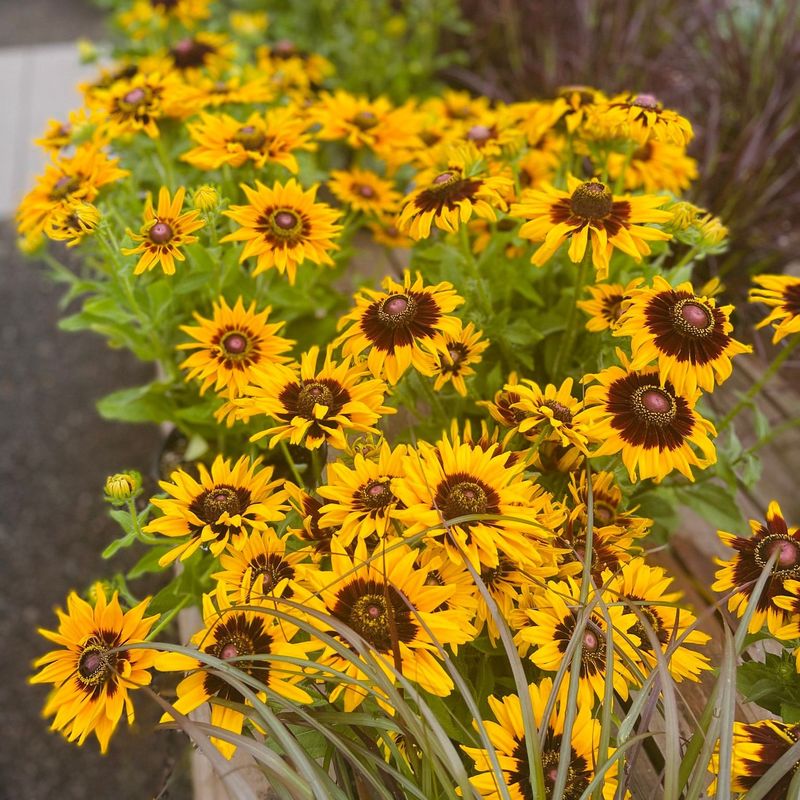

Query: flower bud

[104,471,142,505]
[192,184,219,212]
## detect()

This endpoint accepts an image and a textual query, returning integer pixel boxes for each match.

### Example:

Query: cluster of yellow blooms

[24,0,800,795]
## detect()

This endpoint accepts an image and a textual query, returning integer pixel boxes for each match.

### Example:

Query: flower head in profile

[304,538,475,711]
[335,271,464,385]
[713,501,800,635]
[155,581,315,759]
[601,92,693,146]
[428,321,489,397]
[577,356,717,482]
[511,176,672,280]
[606,140,697,194]
[30,588,157,753]
[462,677,620,800]
[178,296,295,400]
[222,178,342,284]
[16,145,127,237]
[750,274,800,344]
[144,455,288,566]
[578,279,642,332]
[397,145,512,240]
[232,347,393,451]
[122,186,205,275]
[44,201,101,247]
[616,275,751,395]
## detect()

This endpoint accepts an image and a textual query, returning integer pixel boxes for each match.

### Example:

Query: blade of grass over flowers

[140,685,264,800]
[679,553,778,792]
[407,436,544,800]
[553,460,595,800]
[633,607,681,800]
[213,671,403,800]
[578,733,661,800]
[748,745,800,800]
[716,627,738,800]
[259,599,477,799]
[593,590,615,800]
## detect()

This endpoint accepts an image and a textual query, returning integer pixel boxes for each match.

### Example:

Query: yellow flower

[713,501,800,635]
[606,140,697,194]
[178,296,294,400]
[304,538,475,711]
[144,455,288,566]
[335,271,464,385]
[16,145,127,237]
[511,176,672,280]
[328,168,402,216]
[316,441,408,546]
[30,588,157,753]
[577,356,717,483]
[463,677,620,800]
[155,580,315,759]
[578,279,642,332]
[44,201,101,247]
[231,346,393,451]
[428,321,489,396]
[397,145,512,239]
[750,274,800,344]
[192,184,219,211]
[600,92,694,146]
[222,178,342,285]
[615,275,751,395]
[183,107,314,173]
[122,186,205,275]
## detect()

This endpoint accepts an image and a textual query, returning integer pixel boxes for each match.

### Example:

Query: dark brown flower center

[631,385,677,426]
[633,93,659,110]
[350,595,389,641]
[50,175,80,200]
[377,293,417,328]
[122,87,146,106]
[756,536,800,571]
[233,125,266,150]
[297,382,334,416]
[582,629,599,651]
[221,332,248,355]
[197,486,243,522]
[672,298,714,337]
[220,642,239,659]
[273,39,297,58]
[78,644,115,685]
[446,481,487,517]
[466,124,492,143]
[360,480,393,510]
[171,38,215,69]
[152,0,178,8]
[269,209,302,238]
[544,400,573,424]
[353,183,375,199]
[593,501,616,525]
[353,111,378,130]
[570,181,612,219]
[149,221,173,244]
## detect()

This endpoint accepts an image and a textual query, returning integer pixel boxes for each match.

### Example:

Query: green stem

[552,249,590,379]
[153,133,175,190]
[279,439,305,487]
[458,224,492,319]
[717,332,800,433]
[146,595,191,641]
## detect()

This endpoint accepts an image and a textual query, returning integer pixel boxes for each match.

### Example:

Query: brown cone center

[220,643,238,660]
[641,389,672,414]
[681,301,712,330]
[123,87,146,105]
[570,181,612,219]
[149,222,173,244]
[274,211,298,229]
[383,294,409,316]
[433,171,454,185]
[768,539,800,568]
[466,124,492,143]
[222,333,248,354]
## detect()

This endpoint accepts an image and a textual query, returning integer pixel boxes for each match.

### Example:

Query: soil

[0,222,192,798]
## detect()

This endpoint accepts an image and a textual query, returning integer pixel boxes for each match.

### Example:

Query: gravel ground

[0,0,105,47]
[0,223,192,798]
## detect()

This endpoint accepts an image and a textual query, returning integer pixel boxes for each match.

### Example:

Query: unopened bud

[104,471,142,504]
[192,184,219,212]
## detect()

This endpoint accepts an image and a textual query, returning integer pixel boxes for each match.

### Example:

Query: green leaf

[673,480,744,533]
[127,545,174,578]
[97,382,174,424]
[102,530,137,559]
